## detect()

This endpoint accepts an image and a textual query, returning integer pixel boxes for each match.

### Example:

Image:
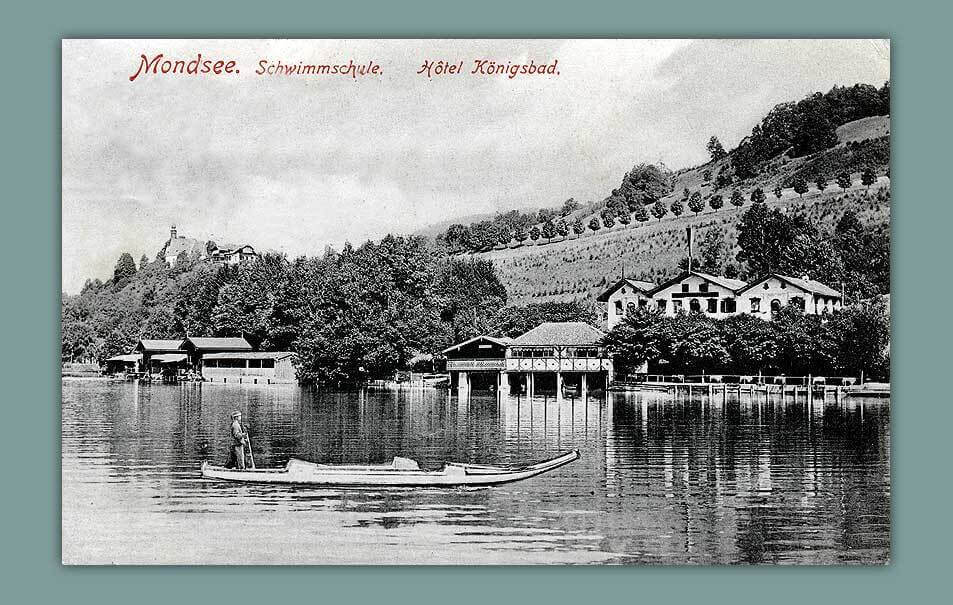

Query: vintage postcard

[61,39,890,564]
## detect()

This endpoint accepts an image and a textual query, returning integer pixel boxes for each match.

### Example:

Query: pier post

[722,383,727,406]
[457,371,469,392]
[528,373,535,399]
[556,371,563,404]
[581,373,588,400]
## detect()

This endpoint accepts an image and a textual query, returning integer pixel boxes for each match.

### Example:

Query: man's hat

[231,410,242,418]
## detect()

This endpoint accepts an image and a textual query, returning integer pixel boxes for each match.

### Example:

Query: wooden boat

[201,450,579,487]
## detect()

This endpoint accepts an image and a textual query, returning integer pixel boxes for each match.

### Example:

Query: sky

[61,39,889,293]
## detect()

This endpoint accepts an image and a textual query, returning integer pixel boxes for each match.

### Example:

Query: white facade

[598,278,656,330]
[650,272,746,319]
[737,275,843,317]
[597,271,843,322]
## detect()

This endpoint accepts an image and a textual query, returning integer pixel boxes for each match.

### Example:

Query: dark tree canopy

[620,163,674,206]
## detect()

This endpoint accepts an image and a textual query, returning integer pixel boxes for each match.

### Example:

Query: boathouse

[442,322,613,398]
[135,339,185,371]
[181,336,253,368]
[104,353,142,374]
[442,335,512,391]
[201,351,296,384]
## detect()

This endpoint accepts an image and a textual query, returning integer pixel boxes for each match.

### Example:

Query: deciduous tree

[688,191,704,215]
[730,189,745,208]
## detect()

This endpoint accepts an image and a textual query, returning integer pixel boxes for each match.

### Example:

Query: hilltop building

[163,225,206,266]
[442,322,613,398]
[161,225,259,267]
[209,243,258,265]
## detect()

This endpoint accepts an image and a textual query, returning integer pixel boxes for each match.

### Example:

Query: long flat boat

[201,450,579,487]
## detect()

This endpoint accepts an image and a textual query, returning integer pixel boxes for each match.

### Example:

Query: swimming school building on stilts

[441,322,614,400]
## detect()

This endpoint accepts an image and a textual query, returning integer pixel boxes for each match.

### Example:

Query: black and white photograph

[61,38,891,565]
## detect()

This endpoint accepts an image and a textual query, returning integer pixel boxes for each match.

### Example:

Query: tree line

[603,302,889,381]
[62,238,597,384]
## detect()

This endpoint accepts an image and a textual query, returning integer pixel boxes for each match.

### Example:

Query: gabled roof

[738,274,842,298]
[152,353,188,363]
[136,339,184,352]
[203,351,293,360]
[182,336,253,351]
[441,335,513,355]
[648,271,747,296]
[511,322,605,347]
[106,354,142,363]
[213,243,256,254]
[595,277,658,302]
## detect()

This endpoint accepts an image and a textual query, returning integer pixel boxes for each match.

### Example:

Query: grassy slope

[473,115,891,304]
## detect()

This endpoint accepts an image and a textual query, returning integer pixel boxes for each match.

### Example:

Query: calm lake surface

[62,378,890,565]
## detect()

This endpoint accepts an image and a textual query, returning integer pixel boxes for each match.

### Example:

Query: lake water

[61,378,890,565]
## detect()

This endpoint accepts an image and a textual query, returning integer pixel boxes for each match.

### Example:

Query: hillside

[466,112,891,304]
[477,178,890,304]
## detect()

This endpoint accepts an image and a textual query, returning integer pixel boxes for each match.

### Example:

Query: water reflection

[62,379,889,565]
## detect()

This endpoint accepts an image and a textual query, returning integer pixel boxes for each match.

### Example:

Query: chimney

[170,224,177,239]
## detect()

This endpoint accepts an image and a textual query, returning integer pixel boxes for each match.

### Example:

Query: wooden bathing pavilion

[442,322,614,400]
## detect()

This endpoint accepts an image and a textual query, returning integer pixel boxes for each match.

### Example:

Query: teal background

[2,0,947,602]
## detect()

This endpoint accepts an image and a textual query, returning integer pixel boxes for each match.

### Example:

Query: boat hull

[201,450,579,487]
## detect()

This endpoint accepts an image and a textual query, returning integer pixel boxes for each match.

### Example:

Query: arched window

[614,300,623,315]
[770,299,781,314]
[689,298,701,313]
[790,296,805,311]
[627,302,636,315]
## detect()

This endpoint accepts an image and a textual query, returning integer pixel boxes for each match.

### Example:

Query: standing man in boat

[225,410,249,470]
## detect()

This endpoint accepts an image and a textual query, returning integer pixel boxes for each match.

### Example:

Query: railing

[504,357,612,372]
[447,359,506,371]
[623,374,860,386]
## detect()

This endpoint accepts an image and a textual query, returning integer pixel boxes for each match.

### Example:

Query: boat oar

[243,423,256,469]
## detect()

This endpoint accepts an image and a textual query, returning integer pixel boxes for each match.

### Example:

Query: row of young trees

[440,164,881,255]
[603,303,889,381]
